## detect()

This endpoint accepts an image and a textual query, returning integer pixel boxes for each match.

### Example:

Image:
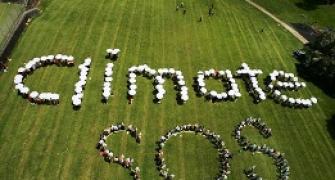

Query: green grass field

[0,2,24,48]
[254,0,335,28]
[0,0,335,179]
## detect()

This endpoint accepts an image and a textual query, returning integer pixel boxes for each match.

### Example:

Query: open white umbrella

[129,84,137,90]
[21,87,29,94]
[15,84,24,90]
[29,91,39,99]
[310,97,317,104]
[181,94,189,101]
[105,77,113,82]
[156,93,164,100]
[129,73,136,78]
[180,90,188,96]
[18,67,26,73]
[178,80,185,86]
[128,89,136,96]
[75,86,83,94]
[181,86,188,91]
[200,87,207,94]
[128,78,136,84]
[209,91,218,97]
[198,81,205,87]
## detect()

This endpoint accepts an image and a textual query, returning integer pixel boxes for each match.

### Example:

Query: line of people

[194,69,241,102]
[155,124,232,179]
[72,58,91,108]
[127,65,189,104]
[96,123,141,179]
[232,117,289,180]
[266,70,317,108]
[236,63,266,103]
[14,54,74,104]
[102,63,114,102]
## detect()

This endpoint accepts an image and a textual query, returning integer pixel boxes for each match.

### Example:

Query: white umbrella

[155,85,163,90]
[55,54,62,60]
[181,94,189,101]
[128,89,136,96]
[105,77,113,82]
[41,56,47,61]
[107,63,114,68]
[180,90,188,95]
[128,78,136,84]
[73,98,81,106]
[29,91,39,99]
[228,90,235,97]
[198,81,205,87]
[129,73,136,78]
[181,86,188,91]
[156,93,164,100]
[103,86,111,92]
[21,87,29,94]
[130,84,137,90]
[104,82,110,87]
[104,70,113,77]
[158,89,166,95]
[18,67,26,73]
[209,91,218,97]
[200,87,207,94]
[103,91,111,98]
[222,92,228,99]
[15,84,24,90]
[310,97,317,104]
[178,80,185,86]
[75,86,83,94]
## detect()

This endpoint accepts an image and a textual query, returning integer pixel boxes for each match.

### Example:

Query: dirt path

[245,0,309,44]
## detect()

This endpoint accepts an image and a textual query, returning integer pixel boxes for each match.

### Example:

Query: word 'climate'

[13,49,318,109]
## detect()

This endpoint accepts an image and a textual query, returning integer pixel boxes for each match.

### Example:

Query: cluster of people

[236,63,266,103]
[72,58,91,108]
[127,65,189,104]
[266,70,317,108]
[102,63,114,102]
[155,124,232,179]
[106,48,121,60]
[244,166,262,180]
[232,117,290,180]
[154,68,189,104]
[194,69,241,102]
[14,54,74,104]
[96,123,141,179]
[127,64,156,104]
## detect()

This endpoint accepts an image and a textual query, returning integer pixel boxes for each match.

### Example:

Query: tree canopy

[296,29,335,94]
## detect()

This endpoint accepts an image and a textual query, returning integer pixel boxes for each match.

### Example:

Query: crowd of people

[96,123,141,179]
[194,69,241,102]
[265,70,317,108]
[127,64,189,104]
[13,54,74,104]
[232,117,290,180]
[71,58,91,108]
[236,63,266,103]
[106,48,121,60]
[102,63,114,102]
[155,124,232,179]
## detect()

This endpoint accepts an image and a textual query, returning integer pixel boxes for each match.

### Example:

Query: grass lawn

[0,2,24,48]
[0,0,335,179]
[253,0,335,28]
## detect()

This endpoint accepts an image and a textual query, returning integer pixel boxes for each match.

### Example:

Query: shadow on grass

[327,115,335,140]
[295,63,335,98]
[295,0,334,11]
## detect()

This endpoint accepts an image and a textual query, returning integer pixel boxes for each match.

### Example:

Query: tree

[296,29,335,94]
